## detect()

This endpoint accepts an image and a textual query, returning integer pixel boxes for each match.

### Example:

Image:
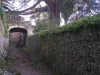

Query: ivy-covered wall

[26,15,100,75]
[0,7,8,37]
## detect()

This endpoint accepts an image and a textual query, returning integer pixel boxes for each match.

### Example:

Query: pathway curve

[8,44,53,75]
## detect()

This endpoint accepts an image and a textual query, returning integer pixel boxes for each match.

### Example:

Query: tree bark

[22,6,48,15]
[45,0,60,28]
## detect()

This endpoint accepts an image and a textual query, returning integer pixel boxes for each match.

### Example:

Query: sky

[12,0,100,26]
[21,1,47,21]
[13,0,64,25]
[13,0,47,25]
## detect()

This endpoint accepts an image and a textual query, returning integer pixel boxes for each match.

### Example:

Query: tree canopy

[1,0,100,27]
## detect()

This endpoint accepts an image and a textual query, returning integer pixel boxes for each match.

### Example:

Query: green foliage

[0,7,8,38]
[33,12,50,32]
[39,15,100,37]
[0,58,14,70]
[23,48,32,56]
[15,72,21,75]
[0,57,20,75]
[33,24,50,33]
[0,61,9,68]
[59,0,76,22]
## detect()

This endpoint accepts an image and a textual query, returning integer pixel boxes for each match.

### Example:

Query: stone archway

[9,27,27,47]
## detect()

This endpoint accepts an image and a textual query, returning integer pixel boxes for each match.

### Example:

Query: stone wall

[26,34,41,58]
[0,36,7,61]
[27,28,100,75]
[0,18,7,61]
[26,15,100,75]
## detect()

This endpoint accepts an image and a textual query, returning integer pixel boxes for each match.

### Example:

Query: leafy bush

[39,15,100,37]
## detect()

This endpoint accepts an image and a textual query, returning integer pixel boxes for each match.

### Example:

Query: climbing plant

[39,15,100,37]
[0,7,8,38]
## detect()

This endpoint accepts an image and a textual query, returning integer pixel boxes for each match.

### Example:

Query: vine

[40,15,100,37]
[0,7,8,38]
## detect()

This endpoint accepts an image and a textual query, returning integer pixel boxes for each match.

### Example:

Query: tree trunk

[46,0,60,28]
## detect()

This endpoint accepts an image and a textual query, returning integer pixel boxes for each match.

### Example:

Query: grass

[23,48,33,56]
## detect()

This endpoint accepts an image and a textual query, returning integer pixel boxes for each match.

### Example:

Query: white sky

[14,0,64,25]
[20,1,46,25]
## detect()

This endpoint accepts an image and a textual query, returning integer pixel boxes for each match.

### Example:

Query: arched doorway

[9,27,27,47]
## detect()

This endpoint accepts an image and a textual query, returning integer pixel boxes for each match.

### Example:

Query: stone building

[5,12,32,35]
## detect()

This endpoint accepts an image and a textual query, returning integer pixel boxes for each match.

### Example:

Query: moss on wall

[26,34,42,58]
[27,15,100,75]
[0,7,8,37]
[40,15,100,37]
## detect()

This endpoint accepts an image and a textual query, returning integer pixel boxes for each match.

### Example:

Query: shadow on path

[8,44,53,75]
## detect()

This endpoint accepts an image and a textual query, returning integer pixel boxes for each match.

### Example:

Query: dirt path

[8,44,53,75]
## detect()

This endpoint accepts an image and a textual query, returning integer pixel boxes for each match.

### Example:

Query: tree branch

[3,6,12,11]
[8,0,42,14]
[21,6,48,15]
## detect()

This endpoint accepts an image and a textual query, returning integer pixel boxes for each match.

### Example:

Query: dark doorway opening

[9,27,27,47]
